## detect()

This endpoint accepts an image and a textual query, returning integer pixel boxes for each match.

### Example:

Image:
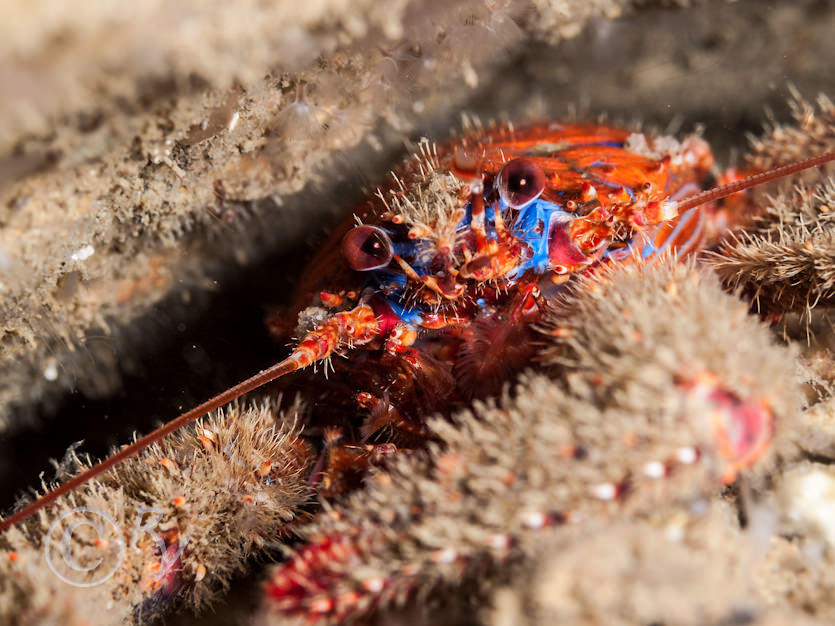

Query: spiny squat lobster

[1,121,833,532]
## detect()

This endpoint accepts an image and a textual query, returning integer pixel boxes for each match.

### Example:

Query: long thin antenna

[1,302,379,534]
[674,151,835,214]
[0,357,300,534]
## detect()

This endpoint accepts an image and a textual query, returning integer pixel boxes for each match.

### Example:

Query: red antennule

[674,150,835,213]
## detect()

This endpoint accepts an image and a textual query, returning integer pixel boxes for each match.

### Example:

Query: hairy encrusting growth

[485,506,819,626]
[709,94,835,315]
[540,257,802,480]
[379,139,467,263]
[0,542,87,626]
[259,260,801,624]
[709,180,835,315]
[0,401,312,626]
[746,93,835,178]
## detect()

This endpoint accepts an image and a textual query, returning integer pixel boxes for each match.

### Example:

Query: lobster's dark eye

[497,158,546,208]
[341,225,393,271]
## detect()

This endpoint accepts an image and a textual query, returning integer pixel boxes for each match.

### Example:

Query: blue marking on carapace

[461,201,499,242]
[365,260,422,323]
[383,294,423,325]
[372,269,407,288]
[458,195,573,280]
[507,198,573,279]
[392,240,416,260]
[367,190,577,324]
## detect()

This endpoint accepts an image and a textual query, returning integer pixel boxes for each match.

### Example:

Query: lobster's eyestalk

[0,304,380,535]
